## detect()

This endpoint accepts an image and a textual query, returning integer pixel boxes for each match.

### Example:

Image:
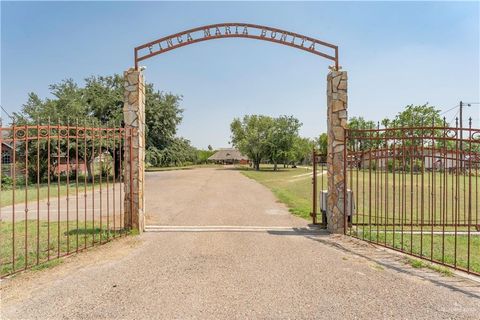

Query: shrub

[1,175,13,190]
[100,161,112,178]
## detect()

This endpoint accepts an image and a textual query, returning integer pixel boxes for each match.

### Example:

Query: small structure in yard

[208,148,249,165]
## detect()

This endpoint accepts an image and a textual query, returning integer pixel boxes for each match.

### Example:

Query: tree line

[230,115,326,171]
[347,104,479,172]
[229,104,479,172]
[10,75,214,183]
[347,104,478,152]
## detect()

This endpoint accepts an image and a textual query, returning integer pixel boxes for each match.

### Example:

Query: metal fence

[345,122,480,275]
[0,124,134,277]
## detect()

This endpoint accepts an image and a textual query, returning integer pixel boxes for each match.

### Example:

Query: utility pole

[460,101,463,139]
[460,101,463,170]
[459,101,463,170]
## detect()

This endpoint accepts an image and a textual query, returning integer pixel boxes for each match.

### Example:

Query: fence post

[327,68,348,233]
[123,68,146,233]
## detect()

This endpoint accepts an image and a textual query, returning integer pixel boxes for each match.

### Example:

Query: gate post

[326,68,348,233]
[123,68,146,233]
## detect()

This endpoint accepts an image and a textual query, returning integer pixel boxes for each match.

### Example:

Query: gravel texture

[1,167,479,319]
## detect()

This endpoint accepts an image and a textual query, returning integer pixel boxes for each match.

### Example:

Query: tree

[196,149,215,164]
[83,75,184,173]
[13,74,187,179]
[289,136,314,166]
[230,115,273,171]
[13,82,101,182]
[84,75,124,124]
[230,115,302,171]
[348,116,376,131]
[315,133,328,155]
[347,116,378,152]
[145,89,183,150]
[266,116,301,170]
[390,103,442,128]
[145,137,196,167]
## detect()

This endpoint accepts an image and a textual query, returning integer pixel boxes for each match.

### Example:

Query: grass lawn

[0,219,127,277]
[348,169,479,225]
[239,165,323,220]
[353,228,480,274]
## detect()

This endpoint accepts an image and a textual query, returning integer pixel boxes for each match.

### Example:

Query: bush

[100,161,112,178]
[1,175,13,190]
[412,159,423,172]
[387,159,402,172]
[387,158,424,173]
[1,175,26,188]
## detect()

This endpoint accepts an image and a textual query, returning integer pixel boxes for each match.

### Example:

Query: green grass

[30,258,64,271]
[0,219,127,277]
[351,228,480,274]
[240,165,320,220]
[348,169,480,225]
[406,258,454,276]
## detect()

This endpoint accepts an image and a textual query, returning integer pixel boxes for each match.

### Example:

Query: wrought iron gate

[344,122,480,275]
[0,123,134,277]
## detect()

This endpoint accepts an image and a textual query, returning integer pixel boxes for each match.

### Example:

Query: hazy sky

[1,1,479,148]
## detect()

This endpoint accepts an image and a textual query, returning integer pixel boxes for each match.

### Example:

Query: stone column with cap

[123,68,145,232]
[326,68,348,233]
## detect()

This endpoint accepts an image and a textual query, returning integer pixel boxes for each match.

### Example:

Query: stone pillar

[326,69,348,234]
[123,68,145,232]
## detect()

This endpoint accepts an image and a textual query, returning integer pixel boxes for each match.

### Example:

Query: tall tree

[391,103,442,128]
[315,133,328,155]
[347,116,378,152]
[13,74,186,179]
[145,89,183,150]
[230,115,273,171]
[267,116,301,170]
[13,82,101,181]
[289,136,314,166]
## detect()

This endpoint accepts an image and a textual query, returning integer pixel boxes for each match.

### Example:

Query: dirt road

[1,168,479,319]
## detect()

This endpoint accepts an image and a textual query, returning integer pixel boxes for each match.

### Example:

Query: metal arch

[134,23,339,70]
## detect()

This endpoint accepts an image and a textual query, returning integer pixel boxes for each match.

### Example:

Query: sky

[1,1,479,149]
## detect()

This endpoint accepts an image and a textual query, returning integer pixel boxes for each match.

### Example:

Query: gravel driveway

[1,167,479,319]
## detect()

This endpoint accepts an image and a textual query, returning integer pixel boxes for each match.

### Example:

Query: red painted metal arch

[134,23,339,69]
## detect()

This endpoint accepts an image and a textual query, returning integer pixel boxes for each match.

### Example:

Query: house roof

[1,129,13,149]
[1,142,13,150]
[208,148,248,161]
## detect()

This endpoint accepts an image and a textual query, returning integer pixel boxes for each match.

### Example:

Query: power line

[0,105,14,121]
[440,105,459,115]
[440,101,478,116]
[448,109,459,126]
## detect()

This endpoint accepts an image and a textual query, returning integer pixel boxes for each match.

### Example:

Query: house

[51,150,112,175]
[354,146,479,171]
[1,141,14,176]
[55,155,87,175]
[207,148,249,165]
